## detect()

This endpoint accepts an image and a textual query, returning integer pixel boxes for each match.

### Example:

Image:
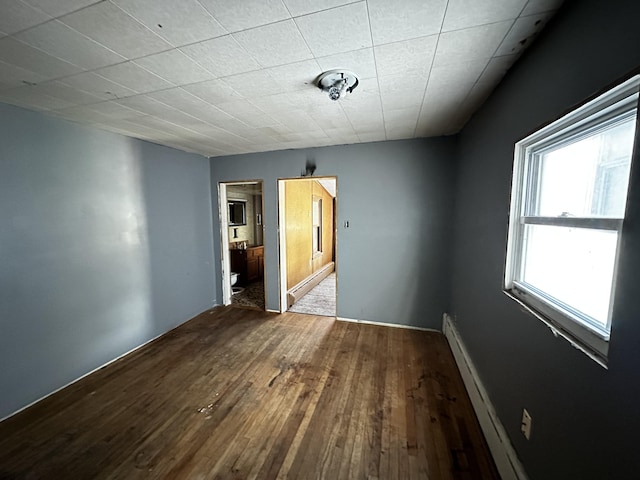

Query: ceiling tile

[368,0,447,45]
[0,0,563,155]
[384,106,421,123]
[342,105,384,128]
[322,128,359,143]
[15,20,126,70]
[0,59,46,88]
[147,87,235,125]
[378,74,427,98]
[315,108,351,130]
[215,99,266,118]
[416,103,461,136]
[266,59,321,92]
[316,48,376,80]
[23,0,101,18]
[434,21,513,66]
[51,105,115,123]
[115,94,186,116]
[477,55,518,85]
[199,0,290,32]
[130,114,207,138]
[266,111,315,131]
[374,35,437,77]
[134,50,214,85]
[233,20,313,68]
[357,132,385,143]
[522,0,564,16]
[495,12,552,56]
[60,1,173,58]
[239,113,282,128]
[100,117,184,141]
[340,78,381,103]
[427,60,488,91]
[183,78,245,104]
[221,70,281,98]
[146,87,204,109]
[0,37,81,79]
[80,100,145,119]
[0,0,51,35]
[380,91,425,112]
[59,71,137,100]
[422,80,474,124]
[153,109,205,129]
[460,80,491,108]
[0,86,75,110]
[180,35,261,77]
[442,0,527,31]
[423,83,473,110]
[282,0,354,17]
[354,121,386,136]
[112,0,226,47]
[295,2,371,57]
[95,62,173,94]
[26,81,103,105]
[463,81,497,112]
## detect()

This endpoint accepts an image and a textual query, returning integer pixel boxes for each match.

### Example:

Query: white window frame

[504,75,640,366]
[312,196,322,256]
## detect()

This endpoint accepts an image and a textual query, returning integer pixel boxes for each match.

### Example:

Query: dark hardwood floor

[0,306,498,479]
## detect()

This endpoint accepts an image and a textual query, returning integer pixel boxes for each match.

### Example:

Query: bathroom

[226,183,265,309]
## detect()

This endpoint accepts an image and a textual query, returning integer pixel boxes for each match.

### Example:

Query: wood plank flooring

[0,307,499,480]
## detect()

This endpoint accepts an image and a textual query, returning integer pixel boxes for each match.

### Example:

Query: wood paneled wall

[312,181,334,272]
[285,179,334,290]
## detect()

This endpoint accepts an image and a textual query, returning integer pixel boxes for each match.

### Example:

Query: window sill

[503,289,609,369]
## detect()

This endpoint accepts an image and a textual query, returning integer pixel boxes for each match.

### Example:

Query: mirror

[228,200,246,226]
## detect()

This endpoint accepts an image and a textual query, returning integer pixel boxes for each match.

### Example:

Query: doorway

[277,177,337,316]
[219,181,265,310]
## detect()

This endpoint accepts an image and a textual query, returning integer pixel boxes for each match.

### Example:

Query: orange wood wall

[285,179,334,290]
[312,181,334,272]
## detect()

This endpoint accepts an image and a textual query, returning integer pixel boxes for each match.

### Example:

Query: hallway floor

[289,273,336,317]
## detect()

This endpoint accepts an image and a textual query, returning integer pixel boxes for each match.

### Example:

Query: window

[312,197,322,254]
[505,75,640,365]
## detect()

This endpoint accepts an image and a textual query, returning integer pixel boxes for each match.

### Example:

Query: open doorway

[219,181,265,310]
[278,177,337,316]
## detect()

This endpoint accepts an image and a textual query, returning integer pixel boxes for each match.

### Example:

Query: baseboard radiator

[442,313,529,480]
[287,262,334,308]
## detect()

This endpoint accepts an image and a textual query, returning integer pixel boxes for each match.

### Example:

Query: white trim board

[1,306,218,423]
[337,316,439,333]
[442,313,529,480]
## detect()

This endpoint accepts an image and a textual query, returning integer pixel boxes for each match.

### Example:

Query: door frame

[277,176,338,313]
[218,180,265,307]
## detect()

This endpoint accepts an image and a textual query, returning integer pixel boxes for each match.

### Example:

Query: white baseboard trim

[266,309,280,314]
[1,307,214,423]
[337,316,439,333]
[442,313,528,480]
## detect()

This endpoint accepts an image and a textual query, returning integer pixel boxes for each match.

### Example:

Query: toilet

[230,272,243,295]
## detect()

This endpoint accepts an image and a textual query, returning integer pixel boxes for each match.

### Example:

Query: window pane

[312,199,321,225]
[534,118,635,218]
[521,224,617,326]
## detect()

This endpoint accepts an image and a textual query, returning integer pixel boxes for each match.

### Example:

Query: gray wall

[210,138,456,328]
[0,103,215,419]
[451,0,640,478]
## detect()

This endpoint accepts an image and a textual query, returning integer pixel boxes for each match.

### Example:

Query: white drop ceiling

[0,0,564,157]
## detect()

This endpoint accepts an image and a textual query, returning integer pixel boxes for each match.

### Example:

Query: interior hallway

[289,272,336,317]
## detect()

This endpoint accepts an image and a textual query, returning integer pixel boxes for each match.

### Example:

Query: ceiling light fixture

[316,70,360,101]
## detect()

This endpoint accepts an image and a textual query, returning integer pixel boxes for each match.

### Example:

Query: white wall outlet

[521,408,532,440]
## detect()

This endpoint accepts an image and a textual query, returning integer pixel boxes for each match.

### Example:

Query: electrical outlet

[521,408,532,440]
